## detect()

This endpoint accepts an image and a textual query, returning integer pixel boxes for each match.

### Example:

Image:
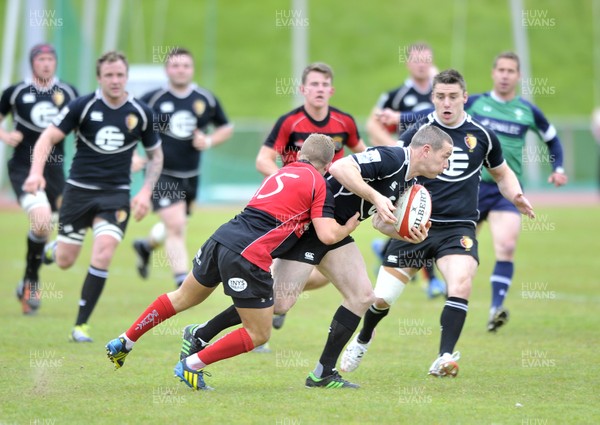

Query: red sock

[125,294,176,342]
[197,328,255,366]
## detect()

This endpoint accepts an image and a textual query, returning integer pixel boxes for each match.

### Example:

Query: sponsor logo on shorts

[228,277,248,292]
[304,252,315,262]
[387,255,398,264]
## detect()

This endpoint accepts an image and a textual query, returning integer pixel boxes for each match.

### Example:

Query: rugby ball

[393,184,432,238]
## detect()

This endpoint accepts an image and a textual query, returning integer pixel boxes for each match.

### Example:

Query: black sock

[439,297,468,355]
[174,273,186,288]
[140,239,153,253]
[316,306,361,377]
[24,231,46,284]
[424,263,437,280]
[194,304,241,342]
[357,305,389,343]
[75,266,108,326]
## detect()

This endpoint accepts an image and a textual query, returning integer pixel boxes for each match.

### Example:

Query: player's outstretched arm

[488,162,535,219]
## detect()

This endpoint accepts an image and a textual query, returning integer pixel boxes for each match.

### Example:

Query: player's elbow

[316,231,338,245]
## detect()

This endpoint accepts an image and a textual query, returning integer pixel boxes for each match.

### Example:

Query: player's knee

[55,252,75,269]
[497,239,517,259]
[167,288,196,313]
[246,325,271,347]
[446,279,472,299]
[345,287,376,314]
[274,297,295,315]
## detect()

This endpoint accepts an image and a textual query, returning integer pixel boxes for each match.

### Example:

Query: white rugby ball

[393,184,432,238]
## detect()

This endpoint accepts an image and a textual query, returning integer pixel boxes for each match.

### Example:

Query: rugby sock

[140,239,154,253]
[24,231,46,283]
[490,261,513,308]
[75,266,108,326]
[174,273,187,288]
[188,327,254,369]
[423,263,437,281]
[439,297,468,355]
[357,305,389,344]
[194,304,241,342]
[314,306,361,378]
[125,293,176,342]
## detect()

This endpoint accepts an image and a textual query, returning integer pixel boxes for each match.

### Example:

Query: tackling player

[104,134,360,390]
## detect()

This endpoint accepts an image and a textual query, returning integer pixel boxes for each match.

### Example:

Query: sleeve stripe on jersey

[79,95,98,125]
[130,98,150,130]
[9,82,29,105]
[542,125,557,142]
[57,82,78,101]
[193,86,217,107]
[148,89,168,108]
[391,84,411,110]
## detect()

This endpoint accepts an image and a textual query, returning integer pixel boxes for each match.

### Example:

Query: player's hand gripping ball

[393,184,432,238]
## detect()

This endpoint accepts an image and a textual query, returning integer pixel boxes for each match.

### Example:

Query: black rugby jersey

[375,79,433,133]
[52,90,161,190]
[400,113,505,225]
[141,84,229,177]
[327,146,415,223]
[0,78,78,165]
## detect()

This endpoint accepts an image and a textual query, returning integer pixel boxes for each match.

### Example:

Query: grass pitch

[0,205,598,424]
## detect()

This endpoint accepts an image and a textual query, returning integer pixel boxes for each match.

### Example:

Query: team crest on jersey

[460,236,474,251]
[464,134,477,151]
[52,90,65,107]
[115,210,128,223]
[193,100,206,116]
[332,136,343,151]
[125,114,138,131]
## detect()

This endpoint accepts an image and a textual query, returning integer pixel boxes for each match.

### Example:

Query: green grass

[1,205,599,424]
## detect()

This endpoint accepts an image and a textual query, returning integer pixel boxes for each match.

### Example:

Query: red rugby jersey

[264,106,361,165]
